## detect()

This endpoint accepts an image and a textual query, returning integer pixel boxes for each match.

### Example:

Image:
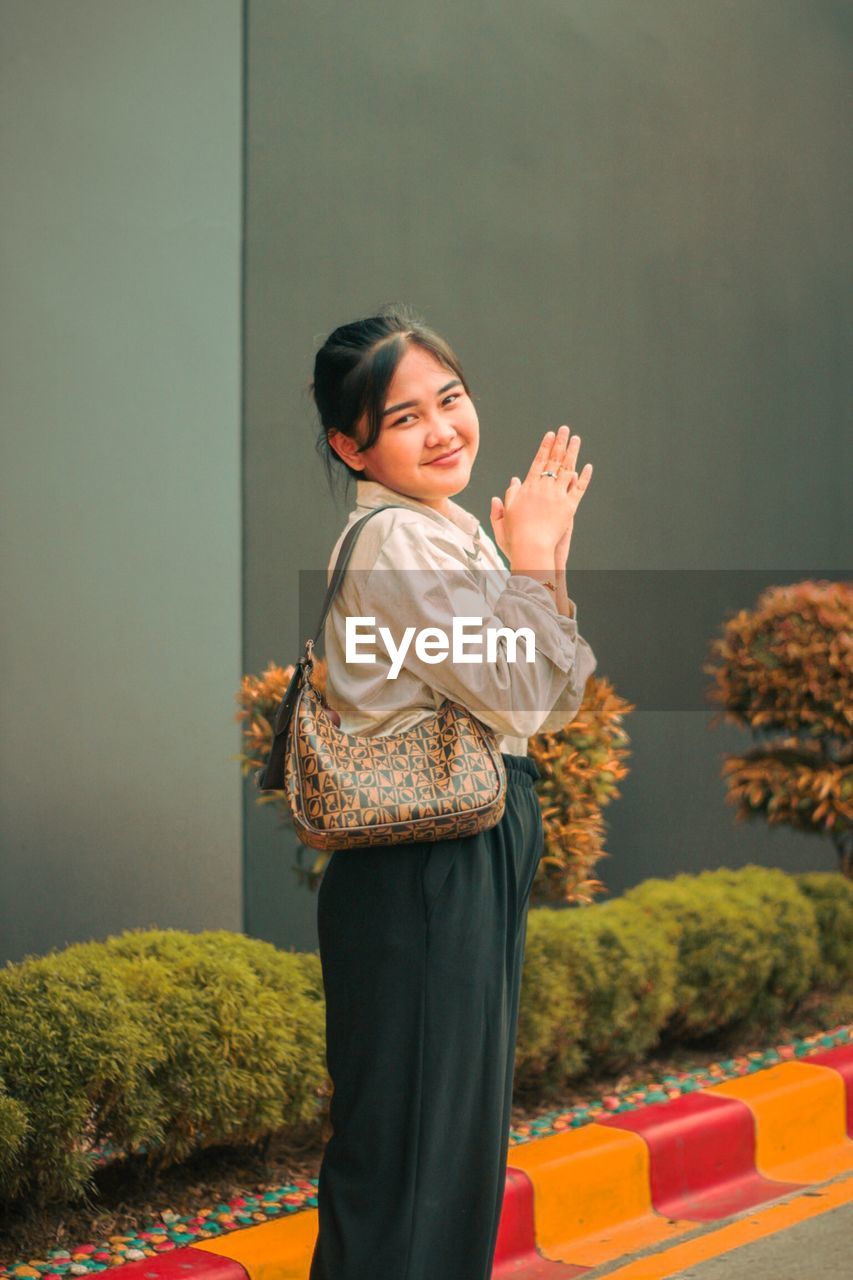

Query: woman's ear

[328,429,365,472]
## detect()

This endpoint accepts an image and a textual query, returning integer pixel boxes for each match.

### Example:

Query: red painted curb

[492,1167,588,1277]
[800,1043,853,1134]
[595,1090,805,1220]
[100,1250,247,1280]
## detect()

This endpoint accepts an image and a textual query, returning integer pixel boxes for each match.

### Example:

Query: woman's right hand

[498,425,593,559]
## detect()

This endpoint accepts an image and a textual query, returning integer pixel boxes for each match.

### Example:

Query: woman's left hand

[491,477,574,569]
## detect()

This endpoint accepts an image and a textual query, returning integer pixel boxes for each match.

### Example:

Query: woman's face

[329,344,480,512]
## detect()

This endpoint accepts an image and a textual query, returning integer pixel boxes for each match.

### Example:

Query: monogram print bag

[255,504,508,851]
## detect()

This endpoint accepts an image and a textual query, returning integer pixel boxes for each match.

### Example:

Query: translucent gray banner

[294,568,850,715]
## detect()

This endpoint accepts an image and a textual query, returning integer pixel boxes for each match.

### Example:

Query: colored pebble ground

[1,1025,849,1280]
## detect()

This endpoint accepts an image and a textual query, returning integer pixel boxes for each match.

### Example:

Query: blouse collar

[354,478,481,541]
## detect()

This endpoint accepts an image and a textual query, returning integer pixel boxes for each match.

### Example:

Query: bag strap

[255,503,408,791]
[312,503,408,652]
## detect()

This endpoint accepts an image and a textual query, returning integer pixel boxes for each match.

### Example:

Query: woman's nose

[426,417,457,442]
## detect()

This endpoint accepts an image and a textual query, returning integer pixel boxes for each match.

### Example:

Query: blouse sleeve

[356,519,593,739]
[534,628,598,732]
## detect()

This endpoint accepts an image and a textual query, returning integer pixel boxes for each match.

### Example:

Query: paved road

[575,1168,853,1280]
[668,1200,853,1279]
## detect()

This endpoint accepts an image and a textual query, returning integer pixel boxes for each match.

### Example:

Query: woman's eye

[392,393,461,427]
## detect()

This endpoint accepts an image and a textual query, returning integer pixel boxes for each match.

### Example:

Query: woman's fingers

[503,475,521,507]
[524,430,557,482]
[554,429,584,488]
[545,425,570,474]
[564,432,581,475]
[527,426,581,486]
[512,426,592,528]
[566,462,593,510]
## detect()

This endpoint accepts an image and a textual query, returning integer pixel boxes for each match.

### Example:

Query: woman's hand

[490,425,592,562]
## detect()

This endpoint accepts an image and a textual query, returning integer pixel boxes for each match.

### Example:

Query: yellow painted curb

[494,1124,695,1267]
[192,1211,317,1280]
[706,1060,853,1184]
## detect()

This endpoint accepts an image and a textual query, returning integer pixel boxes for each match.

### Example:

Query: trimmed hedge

[514,865,850,1094]
[622,867,821,1037]
[794,872,853,990]
[0,930,325,1207]
[0,1079,27,1186]
[515,899,678,1091]
[1,868,849,1205]
[689,867,822,1027]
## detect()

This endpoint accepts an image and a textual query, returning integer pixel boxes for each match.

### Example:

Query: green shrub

[698,866,821,1028]
[100,930,327,1162]
[0,1077,29,1195]
[515,911,588,1092]
[572,897,679,1072]
[516,898,678,1092]
[0,930,326,1207]
[622,875,773,1038]
[624,866,822,1038]
[793,872,853,991]
[0,943,167,1205]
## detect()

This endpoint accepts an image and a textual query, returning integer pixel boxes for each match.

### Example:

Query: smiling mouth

[425,446,463,465]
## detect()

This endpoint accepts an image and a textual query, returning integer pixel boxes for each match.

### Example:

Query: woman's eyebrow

[382,379,462,417]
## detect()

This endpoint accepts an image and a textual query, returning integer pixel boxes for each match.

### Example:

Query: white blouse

[322,478,598,757]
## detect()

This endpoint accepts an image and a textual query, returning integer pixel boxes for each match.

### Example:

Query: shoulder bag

[255,504,508,851]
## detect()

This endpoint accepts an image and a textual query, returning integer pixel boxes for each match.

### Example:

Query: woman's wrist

[510,541,561,602]
[509,565,559,600]
[509,539,555,575]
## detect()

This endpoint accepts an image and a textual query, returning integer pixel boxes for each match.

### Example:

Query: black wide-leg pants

[308,752,544,1280]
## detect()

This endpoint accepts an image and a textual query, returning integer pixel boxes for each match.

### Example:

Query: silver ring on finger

[540,469,559,479]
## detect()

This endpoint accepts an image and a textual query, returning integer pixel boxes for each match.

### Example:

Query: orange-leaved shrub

[704,579,852,878]
[528,676,634,905]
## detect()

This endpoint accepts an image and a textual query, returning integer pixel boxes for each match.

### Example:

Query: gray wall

[1,1,243,965]
[245,0,851,950]
[1,2,848,967]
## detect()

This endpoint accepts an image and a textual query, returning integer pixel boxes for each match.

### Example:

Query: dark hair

[309,302,471,495]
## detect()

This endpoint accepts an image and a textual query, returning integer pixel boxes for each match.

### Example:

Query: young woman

[307,304,597,1280]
